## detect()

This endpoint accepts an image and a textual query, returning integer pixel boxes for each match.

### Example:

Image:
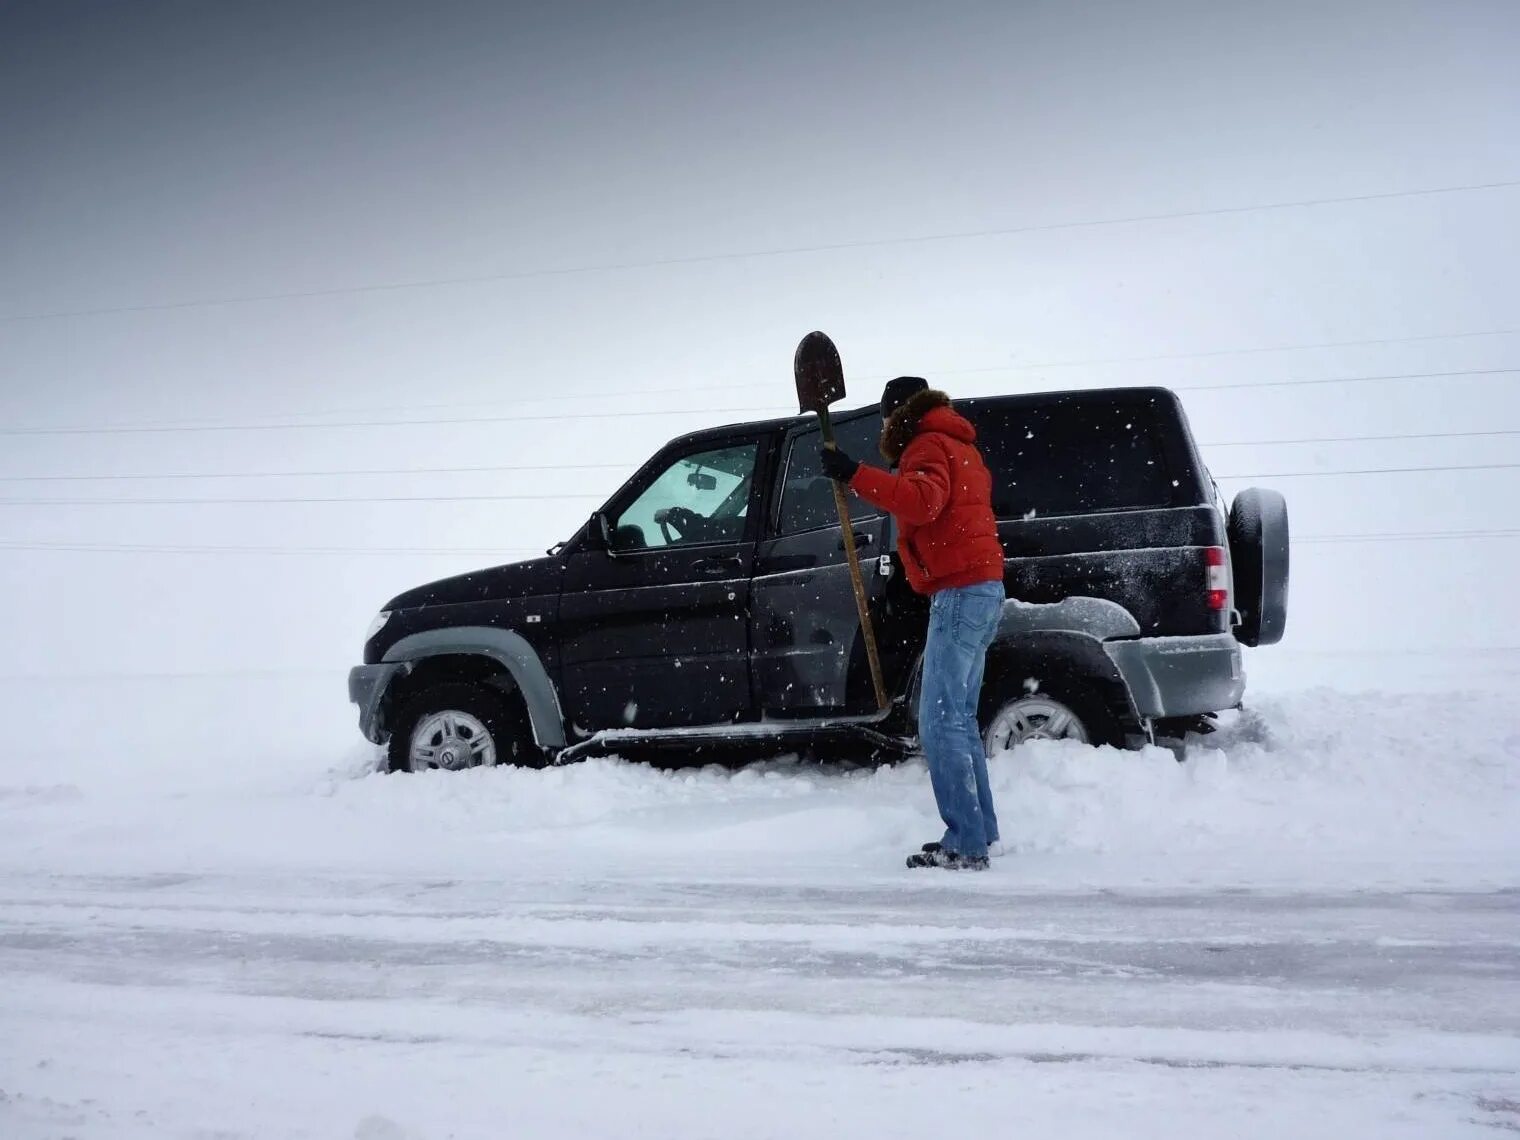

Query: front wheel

[980,676,1123,756]
[386,682,544,773]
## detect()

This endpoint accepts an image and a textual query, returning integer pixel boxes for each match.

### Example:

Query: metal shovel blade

[793,331,846,414]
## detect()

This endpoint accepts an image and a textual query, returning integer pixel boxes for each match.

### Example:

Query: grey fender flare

[907,596,1140,717]
[983,630,1132,695]
[382,627,567,750]
[995,596,1142,642]
[985,598,1141,722]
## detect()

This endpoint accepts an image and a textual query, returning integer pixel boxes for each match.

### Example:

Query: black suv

[349,387,1288,772]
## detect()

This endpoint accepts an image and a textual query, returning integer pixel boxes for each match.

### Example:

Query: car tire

[1228,487,1290,647]
[979,673,1124,756]
[386,681,545,773]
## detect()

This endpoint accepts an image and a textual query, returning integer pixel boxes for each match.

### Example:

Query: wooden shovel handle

[820,412,889,711]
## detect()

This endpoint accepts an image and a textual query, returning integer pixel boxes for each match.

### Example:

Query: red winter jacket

[848,389,1006,596]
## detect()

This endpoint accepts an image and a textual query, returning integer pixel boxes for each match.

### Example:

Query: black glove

[819,445,859,483]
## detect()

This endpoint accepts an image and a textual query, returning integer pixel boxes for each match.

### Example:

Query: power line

[4,367,1515,438]
[1173,366,1519,392]
[58,325,1520,429]
[0,540,541,557]
[1295,529,1520,544]
[895,328,1520,382]
[1206,428,1520,447]
[4,178,1517,323]
[3,426,1514,484]
[0,462,1514,505]
[0,407,784,440]
[1214,461,1520,479]
[3,529,1516,557]
[0,493,606,507]
[0,462,637,483]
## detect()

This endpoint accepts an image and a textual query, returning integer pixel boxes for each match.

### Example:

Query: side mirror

[590,511,618,556]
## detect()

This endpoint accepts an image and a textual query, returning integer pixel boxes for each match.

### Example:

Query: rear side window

[775,413,884,535]
[971,399,1174,518]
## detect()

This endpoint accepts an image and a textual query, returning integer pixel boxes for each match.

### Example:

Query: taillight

[1205,546,1229,611]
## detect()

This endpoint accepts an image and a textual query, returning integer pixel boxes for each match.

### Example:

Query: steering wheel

[653,505,702,545]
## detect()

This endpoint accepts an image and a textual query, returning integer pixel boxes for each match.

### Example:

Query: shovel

[793,331,889,711]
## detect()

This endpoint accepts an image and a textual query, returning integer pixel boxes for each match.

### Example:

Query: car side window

[610,442,759,551]
[776,414,884,535]
[970,400,1174,518]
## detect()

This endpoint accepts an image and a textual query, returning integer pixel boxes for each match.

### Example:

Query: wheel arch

[386,653,520,718]
[382,627,567,750]
[902,597,1142,726]
[981,630,1138,732]
[995,596,1142,642]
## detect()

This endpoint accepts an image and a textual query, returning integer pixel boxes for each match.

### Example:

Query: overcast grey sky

[1,0,1517,674]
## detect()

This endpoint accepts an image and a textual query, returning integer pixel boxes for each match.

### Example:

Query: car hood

[384,556,562,611]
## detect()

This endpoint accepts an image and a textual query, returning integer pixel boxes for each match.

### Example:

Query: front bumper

[348,663,405,744]
[1104,633,1245,719]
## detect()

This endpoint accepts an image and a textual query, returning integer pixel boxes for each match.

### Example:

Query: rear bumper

[1104,633,1244,719]
[348,663,405,744]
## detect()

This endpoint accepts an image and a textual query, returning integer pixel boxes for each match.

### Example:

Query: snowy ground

[2,651,1518,1138]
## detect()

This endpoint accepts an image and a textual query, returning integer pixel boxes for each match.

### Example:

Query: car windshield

[611,442,759,550]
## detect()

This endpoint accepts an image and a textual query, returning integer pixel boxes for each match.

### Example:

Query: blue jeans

[918,580,1005,858]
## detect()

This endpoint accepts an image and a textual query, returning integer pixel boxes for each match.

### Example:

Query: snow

[2,650,1518,1137]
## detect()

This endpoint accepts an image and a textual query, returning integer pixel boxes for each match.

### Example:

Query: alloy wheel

[983,695,1090,754]
[407,710,497,771]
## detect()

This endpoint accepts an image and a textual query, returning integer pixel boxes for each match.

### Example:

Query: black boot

[906,844,989,871]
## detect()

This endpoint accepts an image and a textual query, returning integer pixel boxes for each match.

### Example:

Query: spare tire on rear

[1228,487,1289,647]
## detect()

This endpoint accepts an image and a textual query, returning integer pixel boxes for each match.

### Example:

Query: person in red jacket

[821,376,1007,870]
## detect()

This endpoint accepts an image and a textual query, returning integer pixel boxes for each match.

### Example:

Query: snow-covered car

[348,387,1289,771]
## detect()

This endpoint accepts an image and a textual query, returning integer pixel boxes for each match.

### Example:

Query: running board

[554,714,914,765]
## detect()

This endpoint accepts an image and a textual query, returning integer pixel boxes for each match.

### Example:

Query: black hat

[880,375,928,419]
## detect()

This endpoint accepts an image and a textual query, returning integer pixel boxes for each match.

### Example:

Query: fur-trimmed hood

[878,388,974,463]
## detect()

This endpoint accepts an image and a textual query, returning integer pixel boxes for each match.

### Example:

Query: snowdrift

[1,655,1515,890]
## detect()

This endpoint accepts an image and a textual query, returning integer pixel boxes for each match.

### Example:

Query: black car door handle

[693,556,743,577]
[838,532,873,551]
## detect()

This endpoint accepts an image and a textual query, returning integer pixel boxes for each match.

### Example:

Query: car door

[558,436,769,733]
[750,410,928,717]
